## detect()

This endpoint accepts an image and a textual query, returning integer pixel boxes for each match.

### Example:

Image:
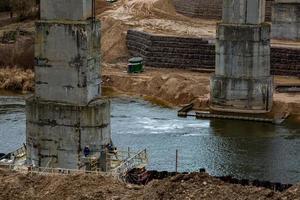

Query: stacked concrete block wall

[272,0,300,40]
[127,29,300,77]
[172,0,223,20]
[171,0,273,21]
[271,47,300,76]
[26,0,111,169]
[126,30,215,69]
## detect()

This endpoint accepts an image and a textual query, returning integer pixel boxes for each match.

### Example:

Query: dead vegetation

[0,67,34,91]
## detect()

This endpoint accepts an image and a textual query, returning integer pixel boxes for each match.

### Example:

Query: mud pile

[1,169,300,200]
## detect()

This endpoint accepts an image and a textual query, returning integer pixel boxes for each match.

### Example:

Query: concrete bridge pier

[272,0,300,40]
[210,0,273,113]
[26,0,111,169]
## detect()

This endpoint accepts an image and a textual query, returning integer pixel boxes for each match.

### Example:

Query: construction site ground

[1,169,300,200]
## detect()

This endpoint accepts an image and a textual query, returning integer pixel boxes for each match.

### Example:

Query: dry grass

[0,67,34,91]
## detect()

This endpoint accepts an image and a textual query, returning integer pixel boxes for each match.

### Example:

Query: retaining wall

[172,0,273,21]
[126,30,300,77]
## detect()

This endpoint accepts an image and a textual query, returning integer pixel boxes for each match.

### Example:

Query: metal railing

[0,148,148,183]
[28,166,111,176]
[112,149,148,179]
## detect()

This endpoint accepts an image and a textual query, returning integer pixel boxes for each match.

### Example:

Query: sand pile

[1,169,300,200]
[102,64,210,107]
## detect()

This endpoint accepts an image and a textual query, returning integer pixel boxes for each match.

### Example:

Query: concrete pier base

[211,76,273,113]
[272,0,300,40]
[26,97,111,169]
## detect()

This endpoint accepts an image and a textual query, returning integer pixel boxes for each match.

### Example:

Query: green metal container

[128,57,144,73]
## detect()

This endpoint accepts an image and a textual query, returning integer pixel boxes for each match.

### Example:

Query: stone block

[35,20,101,105]
[40,0,92,21]
[222,0,266,24]
[26,97,111,169]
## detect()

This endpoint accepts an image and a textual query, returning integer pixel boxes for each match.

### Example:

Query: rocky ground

[0,169,300,200]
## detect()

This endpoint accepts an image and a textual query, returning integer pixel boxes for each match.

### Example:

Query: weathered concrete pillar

[211,0,273,113]
[272,0,300,40]
[26,0,111,169]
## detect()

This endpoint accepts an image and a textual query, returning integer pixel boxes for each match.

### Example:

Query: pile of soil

[0,169,143,200]
[102,64,210,108]
[1,169,300,200]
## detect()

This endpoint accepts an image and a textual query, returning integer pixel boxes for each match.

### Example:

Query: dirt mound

[96,0,114,15]
[0,169,143,200]
[1,169,300,200]
[102,64,210,107]
[143,173,281,200]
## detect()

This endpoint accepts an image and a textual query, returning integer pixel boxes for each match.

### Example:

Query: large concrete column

[26,0,111,169]
[210,0,273,113]
[272,0,300,40]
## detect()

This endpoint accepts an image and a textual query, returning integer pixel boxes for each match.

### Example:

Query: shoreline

[1,65,300,121]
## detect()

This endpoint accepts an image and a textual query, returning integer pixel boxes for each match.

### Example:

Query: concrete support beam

[40,0,92,21]
[216,24,271,78]
[222,0,266,24]
[211,0,273,113]
[35,20,101,105]
[26,0,111,170]
[272,0,300,40]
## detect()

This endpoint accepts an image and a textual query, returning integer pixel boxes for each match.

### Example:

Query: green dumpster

[128,57,144,73]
